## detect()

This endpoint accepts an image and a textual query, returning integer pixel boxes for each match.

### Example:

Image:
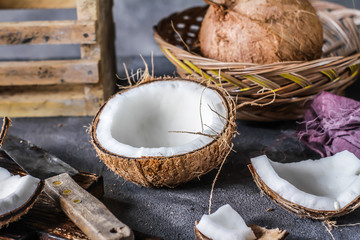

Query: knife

[1,135,134,240]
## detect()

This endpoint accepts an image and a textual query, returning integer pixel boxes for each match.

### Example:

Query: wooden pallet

[0,0,116,117]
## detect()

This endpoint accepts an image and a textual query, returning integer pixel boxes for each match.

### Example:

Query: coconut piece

[196,204,256,240]
[194,204,288,240]
[249,151,360,219]
[199,0,323,64]
[91,78,236,187]
[0,117,44,228]
[195,225,288,240]
[248,225,288,240]
[0,168,44,228]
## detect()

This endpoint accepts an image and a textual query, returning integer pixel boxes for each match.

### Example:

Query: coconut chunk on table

[194,204,288,240]
[249,150,360,219]
[196,204,256,240]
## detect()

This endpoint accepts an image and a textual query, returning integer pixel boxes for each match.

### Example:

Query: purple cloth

[297,91,360,158]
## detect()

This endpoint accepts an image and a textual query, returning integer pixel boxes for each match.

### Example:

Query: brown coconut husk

[0,117,11,147]
[199,0,323,64]
[194,221,289,240]
[90,77,237,188]
[248,163,360,220]
[0,117,44,228]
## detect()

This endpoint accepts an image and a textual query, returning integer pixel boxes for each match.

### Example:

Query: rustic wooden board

[0,0,76,9]
[0,60,99,86]
[0,20,96,45]
[78,0,117,106]
[0,150,104,240]
[0,84,103,117]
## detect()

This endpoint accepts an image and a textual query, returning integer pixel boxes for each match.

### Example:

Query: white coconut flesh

[251,150,360,211]
[96,80,227,158]
[0,167,40,216]
[196,204,256,240]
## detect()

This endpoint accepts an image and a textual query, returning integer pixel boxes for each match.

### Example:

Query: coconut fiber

[297,91,360,158]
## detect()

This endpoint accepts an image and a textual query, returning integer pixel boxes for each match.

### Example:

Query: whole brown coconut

[199,0,323,64]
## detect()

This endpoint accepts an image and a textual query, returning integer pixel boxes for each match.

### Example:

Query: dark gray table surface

[4,58,360,240]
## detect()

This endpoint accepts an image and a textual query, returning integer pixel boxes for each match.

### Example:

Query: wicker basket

[154,1,360,121]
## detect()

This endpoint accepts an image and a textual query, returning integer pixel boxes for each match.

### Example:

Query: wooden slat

[0,0,76,9]
[0,59,99,86]
[77,0,102,115]
[76,0,97,21]
[77,0,117,114]
[0,85,103,117]
[0,20,96,45]
[93,0,117,100]
[77,0,100,60]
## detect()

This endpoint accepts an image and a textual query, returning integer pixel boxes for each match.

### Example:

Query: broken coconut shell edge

[248,163,360,220]
[194,221,289,240]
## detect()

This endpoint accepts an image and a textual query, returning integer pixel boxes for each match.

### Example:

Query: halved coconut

[249,150,360,219]
[194,204,288,240]
[91,78,236,187]
[0,117,44,228]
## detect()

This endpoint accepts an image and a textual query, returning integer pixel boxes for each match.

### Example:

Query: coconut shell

[90,78,237,188]
[0,117,11,147]
[0,180,44,229]
[194,221,289,240]
[199,0,323,64]
[248,163,360,220]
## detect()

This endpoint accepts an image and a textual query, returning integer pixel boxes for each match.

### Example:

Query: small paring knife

[1,135,134,240]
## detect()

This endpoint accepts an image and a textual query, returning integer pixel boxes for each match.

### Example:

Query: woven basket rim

[154,1,360,71]
[153,0,360,121]
[154,30,360,73]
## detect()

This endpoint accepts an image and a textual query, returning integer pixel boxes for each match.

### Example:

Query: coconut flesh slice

[249,150,360,219]
[194,204,288,240]
[0,117,44,228]
[91,79,236,187]
[0,167,43,228]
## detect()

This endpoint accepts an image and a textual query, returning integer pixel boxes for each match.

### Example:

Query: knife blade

[1,135,134,240]
[1,135,78,179]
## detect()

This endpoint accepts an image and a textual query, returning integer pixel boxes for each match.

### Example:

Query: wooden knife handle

[45,173,134,240]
